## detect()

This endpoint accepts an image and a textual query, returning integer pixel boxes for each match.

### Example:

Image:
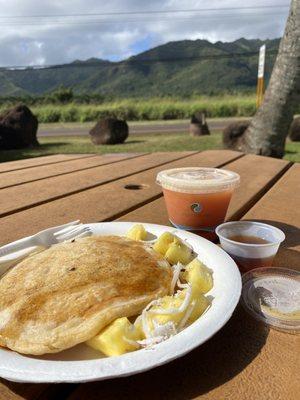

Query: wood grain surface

[0,152,195,217]
[0,153,144,189]
[0,150,298,400]
[0,150,239,245]
[224,154,291,220]
[243,163,300,271]
[0,154,95,173]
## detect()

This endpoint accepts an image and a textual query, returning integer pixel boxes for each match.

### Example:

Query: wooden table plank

[225,154,291,221]
[0,152,195,218]
[0,153,144,189]
[242,163,300,271]
[117,154,291,225]
[0,150,240,245]
[0,379,77,400]
[0,154,95,174]
[0,379,48,400]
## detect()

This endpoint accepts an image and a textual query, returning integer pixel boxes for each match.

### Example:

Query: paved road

[38,118,250,137]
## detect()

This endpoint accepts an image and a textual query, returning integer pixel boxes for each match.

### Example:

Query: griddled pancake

[0,235,172,355]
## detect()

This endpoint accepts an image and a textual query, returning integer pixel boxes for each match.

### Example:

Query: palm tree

[240,0,300,158]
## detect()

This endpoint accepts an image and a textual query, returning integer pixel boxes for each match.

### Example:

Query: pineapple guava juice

[156,168,240,240]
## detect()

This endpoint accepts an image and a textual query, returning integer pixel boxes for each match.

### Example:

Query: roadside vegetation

[33,96,258,123]
[0,90,258,123]
[0,96,257,123]
[1,87,298,124]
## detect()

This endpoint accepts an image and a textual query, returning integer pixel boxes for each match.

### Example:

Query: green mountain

[0,38,279,97]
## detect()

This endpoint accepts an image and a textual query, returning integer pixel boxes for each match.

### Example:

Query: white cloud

[0,0,289,66]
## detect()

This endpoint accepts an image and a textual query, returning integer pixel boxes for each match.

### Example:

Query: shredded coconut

[137,336,165,348]
[152,320,177,338]
[141,299,161,338]
[149,284,192,315]
[170,262,184,294]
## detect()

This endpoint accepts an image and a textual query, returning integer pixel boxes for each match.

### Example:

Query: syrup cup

[216,221,285,272]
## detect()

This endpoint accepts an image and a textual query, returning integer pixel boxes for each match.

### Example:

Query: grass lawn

[0,132,299,163]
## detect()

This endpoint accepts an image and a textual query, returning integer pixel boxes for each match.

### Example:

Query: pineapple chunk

[126,224,147,241]
[183,259,213,294]
[188,294,210,324]
[153,232,193,265]
[86,317,143,356]
[147,288,210,330]
[153,232,175,255]
[133,316,146,339]
[165,238,193,265]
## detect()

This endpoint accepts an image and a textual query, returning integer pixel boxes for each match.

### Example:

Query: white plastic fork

[0,220,80,257]
[0,221,92,276]
[54,225,92,242]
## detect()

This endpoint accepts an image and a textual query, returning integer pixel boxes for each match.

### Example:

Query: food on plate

[87,317,143,356]
[0,224,214,358]
[144,288,210,333]
[86,263,212,356]
[165,238,194,265]
[153,232,193,264]
[153,232,176,255]
[0,235,172,355]
[183,258,213,294]
[126,224,147,241]
[84,227,213,356]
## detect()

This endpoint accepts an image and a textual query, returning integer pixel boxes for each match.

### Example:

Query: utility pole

[256,44,266,108]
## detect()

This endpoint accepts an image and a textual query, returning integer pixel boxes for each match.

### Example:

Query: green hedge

[0,96,257,123]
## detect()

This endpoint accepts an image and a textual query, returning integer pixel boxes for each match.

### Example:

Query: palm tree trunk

[240,0,300,158]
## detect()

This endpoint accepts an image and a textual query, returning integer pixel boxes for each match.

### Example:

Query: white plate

[0,222,242,383]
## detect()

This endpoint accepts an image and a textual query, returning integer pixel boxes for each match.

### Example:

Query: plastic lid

[241,267,300,334]
[156,167,240,193]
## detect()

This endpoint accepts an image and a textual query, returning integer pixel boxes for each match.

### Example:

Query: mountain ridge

[0,37,280,97]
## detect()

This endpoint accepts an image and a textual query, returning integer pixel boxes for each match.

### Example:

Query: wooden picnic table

[0,150,299,400]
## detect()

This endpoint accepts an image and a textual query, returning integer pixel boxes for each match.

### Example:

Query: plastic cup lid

[156,167,240,193]
[241,267,300,334]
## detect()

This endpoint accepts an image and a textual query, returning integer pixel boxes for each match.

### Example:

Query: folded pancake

[0,235,172,355]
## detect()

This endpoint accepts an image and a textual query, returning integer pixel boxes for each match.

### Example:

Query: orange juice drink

[157,168,240,240]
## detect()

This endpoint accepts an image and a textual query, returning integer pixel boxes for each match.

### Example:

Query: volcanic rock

[0,104,39,149]
[89,118,129,145]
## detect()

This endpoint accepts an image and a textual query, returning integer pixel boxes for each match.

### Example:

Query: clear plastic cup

[156,167,240,240]
[216,221,285,272]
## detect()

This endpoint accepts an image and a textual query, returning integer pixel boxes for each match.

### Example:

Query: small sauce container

[241,267,300,333]
[216,221,285,272]
[156,167,240,240]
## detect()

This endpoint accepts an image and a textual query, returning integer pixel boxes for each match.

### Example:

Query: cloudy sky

[0,0,289,67]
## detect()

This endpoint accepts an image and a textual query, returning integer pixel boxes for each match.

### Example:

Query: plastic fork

[0,221,92,276]
[0,220,80,257]
[54,225,92,242]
